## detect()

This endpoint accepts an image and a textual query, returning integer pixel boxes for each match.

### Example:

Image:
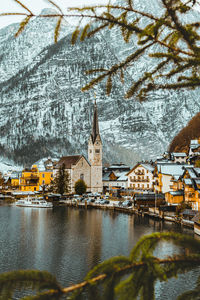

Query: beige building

[55,155,91,193]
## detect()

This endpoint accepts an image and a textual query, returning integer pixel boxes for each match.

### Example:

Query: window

[90,150,92,153]
[80,174,84,180]
[42,180,45,185]
[42,174,45,178]
[95,149,100,153]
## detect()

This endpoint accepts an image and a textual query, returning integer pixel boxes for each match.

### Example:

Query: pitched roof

[56,155,83,169]
[157,164,188,176]
[140,163,155,172]
[127,162,154,175]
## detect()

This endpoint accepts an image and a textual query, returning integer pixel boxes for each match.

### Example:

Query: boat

[15,197,53,208]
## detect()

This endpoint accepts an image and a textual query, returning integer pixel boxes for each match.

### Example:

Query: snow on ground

[0,159,23,175]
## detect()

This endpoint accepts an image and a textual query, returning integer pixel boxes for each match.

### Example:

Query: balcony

[135,171,145,175]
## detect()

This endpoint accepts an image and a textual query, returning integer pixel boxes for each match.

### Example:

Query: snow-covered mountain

[0,6,199,167]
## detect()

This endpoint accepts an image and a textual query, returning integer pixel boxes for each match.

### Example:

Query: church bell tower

[88,101,103,193]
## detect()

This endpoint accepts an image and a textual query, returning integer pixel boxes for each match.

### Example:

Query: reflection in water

[0,205,199,299]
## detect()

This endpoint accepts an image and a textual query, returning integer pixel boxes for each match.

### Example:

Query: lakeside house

[103,164,130,194]
[127,163,155,192]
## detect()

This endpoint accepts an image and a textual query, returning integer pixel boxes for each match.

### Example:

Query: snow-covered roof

[103,171,128,182]
[169,191,184,196]
[157,164,187,176]
[140,163,155,172]
[116,172,128,181]
[172,152,187,157]
[33,157,59,171]
[190,140,199,145]
[187,168,197,178]
[102,172,110,181]
[109,164,129,169]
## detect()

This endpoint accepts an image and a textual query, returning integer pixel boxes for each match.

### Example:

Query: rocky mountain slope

[0,5,199,167]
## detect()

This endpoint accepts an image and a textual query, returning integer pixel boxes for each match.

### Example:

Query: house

[171,152,187,164]
[103,164,130,194]
[181,166,200,210]
[155,162,188,194]
[19,165,40,192]
[33,157,57,187]
[165,174,184,205]
[188,139,200,164]
[127,163,155,192]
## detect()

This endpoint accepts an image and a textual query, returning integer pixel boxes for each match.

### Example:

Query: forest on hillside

[169,113,200,153]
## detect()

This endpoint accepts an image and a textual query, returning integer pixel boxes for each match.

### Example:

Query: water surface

[0,204,199,299]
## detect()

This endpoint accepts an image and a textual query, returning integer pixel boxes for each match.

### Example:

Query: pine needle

[15,15,32,37]
[54,17,62,43]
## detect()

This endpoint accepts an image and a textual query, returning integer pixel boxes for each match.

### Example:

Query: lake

[0,204,199,299]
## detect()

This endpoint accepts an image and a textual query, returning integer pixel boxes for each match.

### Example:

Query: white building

[127,163,155,192]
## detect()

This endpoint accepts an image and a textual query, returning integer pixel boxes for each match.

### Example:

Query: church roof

[91,101,100,144]
[56,155,82,169]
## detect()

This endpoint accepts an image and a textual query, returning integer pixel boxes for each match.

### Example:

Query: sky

[0,0,108,29]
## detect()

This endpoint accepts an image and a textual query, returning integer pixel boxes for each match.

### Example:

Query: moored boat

[15,197,53,208]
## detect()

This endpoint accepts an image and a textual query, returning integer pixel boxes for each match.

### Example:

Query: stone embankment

[60,200,194,229]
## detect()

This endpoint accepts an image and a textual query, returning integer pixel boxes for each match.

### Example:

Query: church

[55,101,103,193]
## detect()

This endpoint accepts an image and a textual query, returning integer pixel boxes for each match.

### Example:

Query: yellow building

[164,176,184,205]
[11,178,20,189]
[181,167,200,210]
[39,171,53,186]
[20,165,40,192]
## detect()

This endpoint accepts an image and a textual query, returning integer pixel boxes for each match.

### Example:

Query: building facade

[127,163,155,192]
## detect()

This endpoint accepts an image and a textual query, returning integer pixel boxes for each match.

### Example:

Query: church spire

[91,100,100,144]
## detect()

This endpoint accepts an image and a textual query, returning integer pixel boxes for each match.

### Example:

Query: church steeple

[91,100,100,144]
[88,100,103,193]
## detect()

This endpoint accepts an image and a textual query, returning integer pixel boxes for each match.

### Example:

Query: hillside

[169,113,200,153]
[0,4,199,167]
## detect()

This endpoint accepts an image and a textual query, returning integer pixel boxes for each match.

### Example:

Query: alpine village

[1,101,200,236]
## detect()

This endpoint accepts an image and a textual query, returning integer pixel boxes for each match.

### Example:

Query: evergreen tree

[75,179,87,195]
[0,172,5,192]
[51,163,70,195]
[4,0,200,100]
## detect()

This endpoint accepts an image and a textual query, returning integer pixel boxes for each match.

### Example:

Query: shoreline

[60,200,194,230]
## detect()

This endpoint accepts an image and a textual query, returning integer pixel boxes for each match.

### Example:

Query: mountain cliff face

[0,6,199,167]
